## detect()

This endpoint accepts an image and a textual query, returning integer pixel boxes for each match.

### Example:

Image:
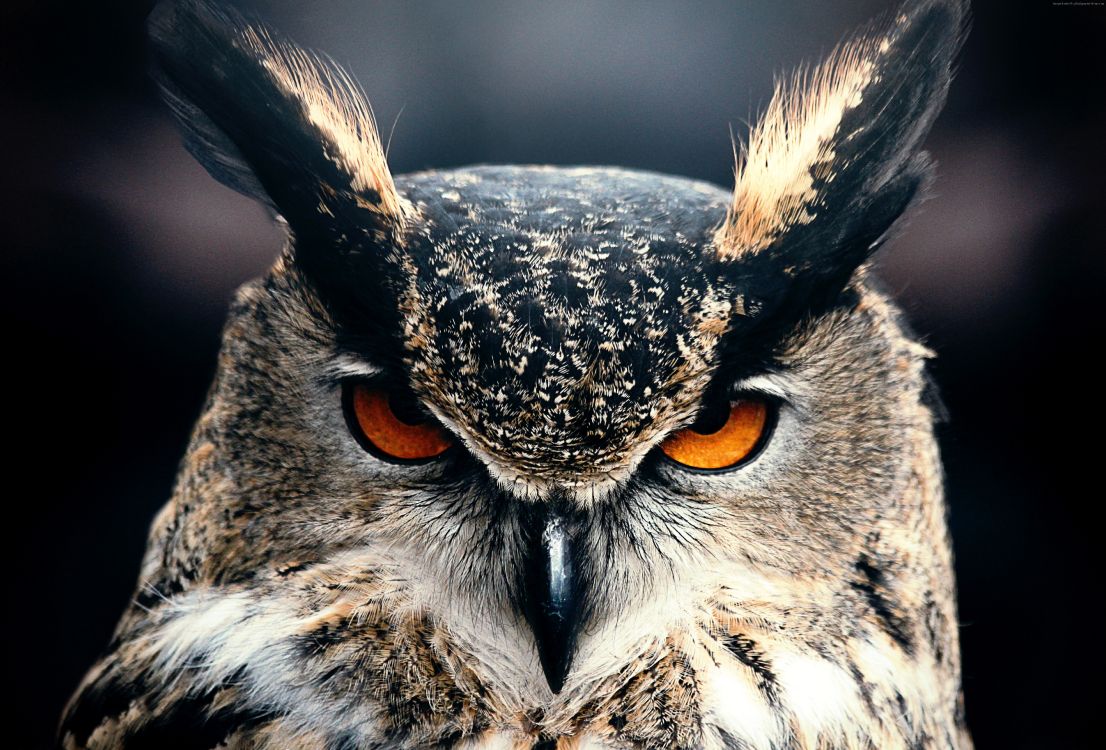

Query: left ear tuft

[715,0,968,306]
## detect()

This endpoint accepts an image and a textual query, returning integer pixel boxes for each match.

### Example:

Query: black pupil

[387,392,427,426]
[691,399,731,435]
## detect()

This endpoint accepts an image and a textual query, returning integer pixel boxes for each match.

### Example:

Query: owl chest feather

[63,549,962,750]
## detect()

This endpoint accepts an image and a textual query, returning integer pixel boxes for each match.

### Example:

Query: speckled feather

[61,1,972,748]
[394,166,739,498]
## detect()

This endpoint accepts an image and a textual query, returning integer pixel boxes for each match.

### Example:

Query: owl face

[61,2,970,748]
[189,194,926,694]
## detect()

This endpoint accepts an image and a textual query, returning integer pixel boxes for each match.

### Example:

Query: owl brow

[326,354,384,381]
[729,372,793,401]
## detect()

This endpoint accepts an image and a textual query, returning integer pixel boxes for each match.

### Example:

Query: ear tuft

[718,37,890,259]
[233,23,405,219]
[147,0,408,235]
[715,0,968,266]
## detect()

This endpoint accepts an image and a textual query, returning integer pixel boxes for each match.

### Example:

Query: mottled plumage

[61,1,972,748]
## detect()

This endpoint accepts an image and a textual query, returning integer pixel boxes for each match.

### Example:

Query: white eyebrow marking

[328,355,383,379]
[732,372,796,401]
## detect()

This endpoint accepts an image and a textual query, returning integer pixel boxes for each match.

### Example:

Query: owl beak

[520,506,582,694]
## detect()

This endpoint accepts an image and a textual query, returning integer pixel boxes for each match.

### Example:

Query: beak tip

[545,671,566,695]
[534,631,574,694]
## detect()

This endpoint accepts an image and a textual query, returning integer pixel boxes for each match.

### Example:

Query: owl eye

[344,383,454,463]
[660,397,772,471]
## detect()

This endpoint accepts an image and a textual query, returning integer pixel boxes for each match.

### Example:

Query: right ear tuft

[713,0,968,324]
[147,0,408,240]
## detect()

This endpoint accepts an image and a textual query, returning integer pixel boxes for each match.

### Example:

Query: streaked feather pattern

[61,2,972,748]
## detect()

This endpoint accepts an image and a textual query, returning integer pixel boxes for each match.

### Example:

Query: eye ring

[658,395,778,474]
[341,381,455,465]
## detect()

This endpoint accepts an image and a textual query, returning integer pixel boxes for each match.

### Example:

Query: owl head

[132,0,966,714]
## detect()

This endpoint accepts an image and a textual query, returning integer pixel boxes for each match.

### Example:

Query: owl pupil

[691,400,730,435]
[388,392,427,426]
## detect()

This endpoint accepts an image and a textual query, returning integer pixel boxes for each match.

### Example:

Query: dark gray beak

[520,505,582,693]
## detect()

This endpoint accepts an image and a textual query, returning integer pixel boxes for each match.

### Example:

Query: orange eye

[345,383,453,463]
[660,398,771,471]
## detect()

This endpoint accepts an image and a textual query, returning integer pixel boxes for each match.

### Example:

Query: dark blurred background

[3,1,1102,747]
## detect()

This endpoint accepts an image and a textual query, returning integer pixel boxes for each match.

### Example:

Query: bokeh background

[3,1,1102,746]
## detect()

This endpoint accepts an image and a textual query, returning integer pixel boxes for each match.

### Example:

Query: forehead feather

[389,166,737,485]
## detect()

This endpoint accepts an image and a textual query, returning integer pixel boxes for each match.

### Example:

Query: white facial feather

[701,664,785,750]
[327,354,383,379]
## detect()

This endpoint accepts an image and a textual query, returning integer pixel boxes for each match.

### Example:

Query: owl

[60,0,972,748]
